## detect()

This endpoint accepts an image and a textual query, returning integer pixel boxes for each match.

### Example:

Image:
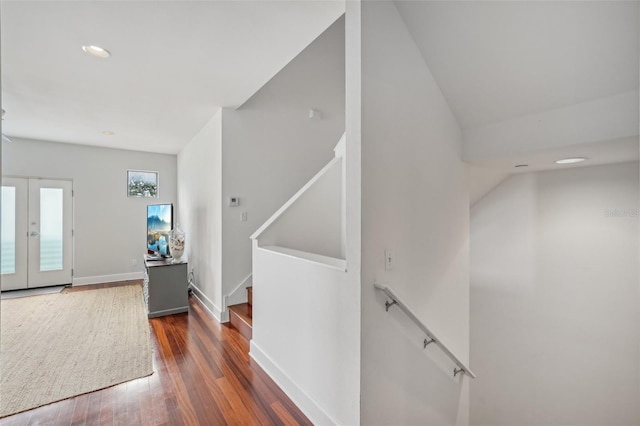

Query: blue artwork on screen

[147,204,173,255]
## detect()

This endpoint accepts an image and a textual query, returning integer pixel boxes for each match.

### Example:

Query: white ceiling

[471,136,639,173]
[0,0,344,154]
[396,1,639,172]
[396,1,639,129]
[2,1,638,171]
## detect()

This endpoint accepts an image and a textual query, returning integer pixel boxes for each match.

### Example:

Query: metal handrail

[374,282,476,378]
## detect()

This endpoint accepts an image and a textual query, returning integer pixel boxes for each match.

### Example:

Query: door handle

[30,231,40,237]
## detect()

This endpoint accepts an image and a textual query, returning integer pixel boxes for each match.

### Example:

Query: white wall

[257,157,344,259]
[177,111,223,319]
[470,162,640,426]
[251,246,359,425]
[2,138,177,283]
[249,133,358,424]
[220,16,345,303]
[359,2,470,424]
[248,13,362,425]
[469,166,509,207]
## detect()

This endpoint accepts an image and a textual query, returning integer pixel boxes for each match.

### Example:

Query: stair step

[228,303,252,340]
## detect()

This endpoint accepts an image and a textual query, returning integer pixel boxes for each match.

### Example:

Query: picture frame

[127,170,158,198]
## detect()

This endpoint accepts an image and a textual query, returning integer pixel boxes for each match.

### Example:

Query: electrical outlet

[131,258,138,266]
[384,249,393,271]
[241,211,248,222]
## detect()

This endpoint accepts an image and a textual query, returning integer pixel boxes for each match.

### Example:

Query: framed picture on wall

[127,170,158,198]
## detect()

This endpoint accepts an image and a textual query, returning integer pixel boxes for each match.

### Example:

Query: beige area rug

[0,285,153,418]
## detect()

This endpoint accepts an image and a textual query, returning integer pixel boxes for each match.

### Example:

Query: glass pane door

[27,179,73,288]
[1,177,28,291]
[1,186,16,274]
[39,188,64,272]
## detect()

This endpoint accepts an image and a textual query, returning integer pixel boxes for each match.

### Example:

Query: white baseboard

[250,340,337,426]
[72,272,144,286]
[190,284,228,323]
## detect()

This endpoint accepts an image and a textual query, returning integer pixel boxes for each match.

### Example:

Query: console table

[143,255,189,318]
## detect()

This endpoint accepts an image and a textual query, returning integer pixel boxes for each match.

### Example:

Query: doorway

[1,177,73,291]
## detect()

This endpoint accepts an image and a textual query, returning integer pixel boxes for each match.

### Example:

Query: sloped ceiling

[0,0,344,154]
[396,1,639,172]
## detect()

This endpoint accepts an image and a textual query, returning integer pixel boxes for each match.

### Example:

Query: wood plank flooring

[0,281,311,426]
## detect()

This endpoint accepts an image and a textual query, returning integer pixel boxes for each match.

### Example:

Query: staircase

[228,287,252,340]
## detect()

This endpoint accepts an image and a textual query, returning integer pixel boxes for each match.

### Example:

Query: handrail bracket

[384,299,398,312]
[453,368,464,377]
[423,338,436,348]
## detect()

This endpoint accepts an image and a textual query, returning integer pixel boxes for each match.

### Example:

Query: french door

[1,177,73,291]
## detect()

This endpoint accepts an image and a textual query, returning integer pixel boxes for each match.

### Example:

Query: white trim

[250,340,338,426]
[72,272,144,286]
[333,133,346,158]
[190,283,229,323]
[224,273,253,309]
[258,246,347,272]
[251,156,342,240]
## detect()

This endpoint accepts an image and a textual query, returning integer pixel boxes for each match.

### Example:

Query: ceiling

[396,1,639,172]
[0,0,344,154]
[2,1,638,171]
[397,1,639,129]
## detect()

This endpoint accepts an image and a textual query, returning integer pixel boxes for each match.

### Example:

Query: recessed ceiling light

[555,157,587,164]
[101,130,115,136]
[82,45,111,58]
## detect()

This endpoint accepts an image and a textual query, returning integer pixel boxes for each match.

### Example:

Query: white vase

[168,225,185,261]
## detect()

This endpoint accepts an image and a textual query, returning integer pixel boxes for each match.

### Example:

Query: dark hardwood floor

[0,281,311,425]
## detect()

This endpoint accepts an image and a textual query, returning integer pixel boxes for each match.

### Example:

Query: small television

[147,203,173,256]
